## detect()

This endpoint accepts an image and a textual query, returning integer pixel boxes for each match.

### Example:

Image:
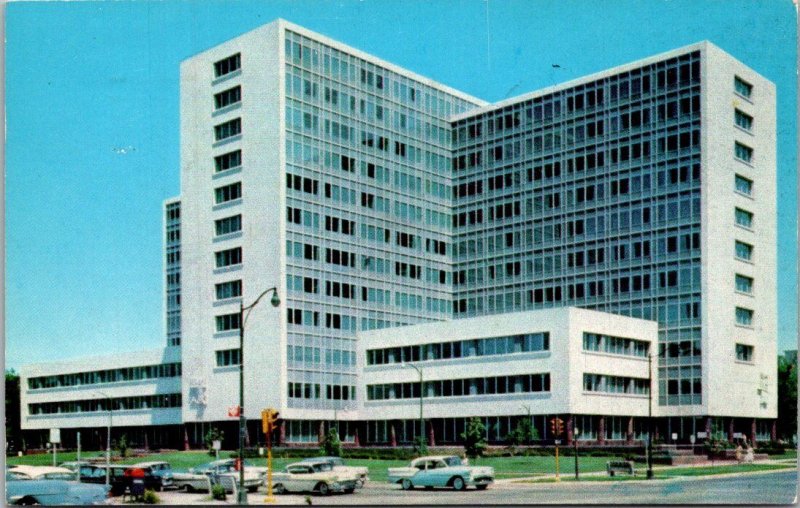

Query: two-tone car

[299,457,369,487]
[387,455,494,491]
[6,467,111,505]
[172,460,262,493]
[271,462,358,495]
[131,461,174,490]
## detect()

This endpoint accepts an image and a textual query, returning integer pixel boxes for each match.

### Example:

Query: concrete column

[771,420,777,441]
[318,421,325,444]
[566,415,573,445]
[353,423,360,447]
[278,421,285,446]
[428,421,436,447]
[705,416,712,439]
[626,416,634,445]
[728,418,735,443]
[183,426,190,451]
[597,416,606,445]
[750,419,757,447]
[390,423,397,447]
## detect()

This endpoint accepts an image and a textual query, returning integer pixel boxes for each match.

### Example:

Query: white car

[271,462,358,495]
[388,455,494,491]
[172,461,261,493]
[9,466,78,481]
[299,457,369,487]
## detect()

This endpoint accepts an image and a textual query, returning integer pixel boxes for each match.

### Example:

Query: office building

[19,19,777,449]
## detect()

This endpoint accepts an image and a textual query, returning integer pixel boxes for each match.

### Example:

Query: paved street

[124,469,797,505]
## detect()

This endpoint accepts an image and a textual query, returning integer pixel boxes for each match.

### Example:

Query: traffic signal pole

[262,408,279,504]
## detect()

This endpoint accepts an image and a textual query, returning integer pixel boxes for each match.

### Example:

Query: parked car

[131,461,174,490]
[59,461,91,473]
[299,457,369,487]
[6,470,110,505]
[78,464,129,496]
[172,460,261,493]
[77,464,161,496]
[387,455,494,491]
[271,462,358,495]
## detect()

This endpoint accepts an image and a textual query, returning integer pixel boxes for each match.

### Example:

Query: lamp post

[402,363,424,450]
[237,287,280,505]
[94,392,112,488]
[646,353,654,479]
[573,427,580,480]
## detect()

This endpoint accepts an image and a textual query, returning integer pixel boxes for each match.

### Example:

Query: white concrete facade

[18,21,779,446]
[358,307,658,421]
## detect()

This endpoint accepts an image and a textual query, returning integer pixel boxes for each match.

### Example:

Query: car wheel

[400,478,413,490]
[273,484,286,495]
[16,496,40,505]
[344,487,355,494]
[317,482,330,496]
[185,484,194,493]
[356,478,365,488]
[451,476,466,491]
[476,484,488,490]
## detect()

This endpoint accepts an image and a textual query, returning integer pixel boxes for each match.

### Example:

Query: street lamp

[573,427,580,480]
[237,287,280,505]
[94,392,112,487]
[402,363,424,451]
[647,353,654,479]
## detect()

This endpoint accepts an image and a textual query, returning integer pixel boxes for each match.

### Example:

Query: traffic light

[550,417,564,437]
[261,408,280,434]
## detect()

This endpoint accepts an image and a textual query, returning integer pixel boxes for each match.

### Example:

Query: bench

[606,460,636,476]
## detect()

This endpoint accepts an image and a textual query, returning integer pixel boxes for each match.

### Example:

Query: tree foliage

[460,417,487,458]
[5,369,22,452]
[777,354,797,441]
[321,428,342,457]
[204,427,224,456]
[507,417,539,447]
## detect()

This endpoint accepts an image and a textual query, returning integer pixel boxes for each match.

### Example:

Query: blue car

[387,455,494,491]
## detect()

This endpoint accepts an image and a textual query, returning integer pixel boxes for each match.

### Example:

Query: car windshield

[444,457,463,466]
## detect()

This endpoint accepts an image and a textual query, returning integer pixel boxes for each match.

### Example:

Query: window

[736,344,754,362]
[215,313,241,332]
[735,241,753,261]
[214,118,241,141]
[215,348,241,367]
[735,274,753,294]
[215,215,241,236]
[215,182,241,204]
[215,150,242,172]
[735,174,753,196]
[214,53,241,78]
[215,247,242,267]
[735,208,753,228]
[735,109,753,131]
[215,280,242,300]
[735,142,753,163]
[734,76,752,98]
[735,307,754,326]
[214,86,241,109]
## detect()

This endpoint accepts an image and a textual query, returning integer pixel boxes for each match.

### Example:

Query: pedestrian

[744,444,754,464]
[735,443,743,463]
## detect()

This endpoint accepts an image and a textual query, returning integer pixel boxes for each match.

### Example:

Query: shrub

[211,484,227,501]
[460,417,487,458]
[117,434,129,458]
[321,428,342,457]
[413,436,428,456]
[141,489,160,504]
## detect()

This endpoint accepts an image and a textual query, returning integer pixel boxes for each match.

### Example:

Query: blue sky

[5,0,797,369]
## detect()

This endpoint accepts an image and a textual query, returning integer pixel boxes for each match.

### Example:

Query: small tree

[321,428,342,457]
[507,417,539,448]
[204,427,224,456]
[460,417,487,458]
[117,434,129,458]
[413,435,428,456]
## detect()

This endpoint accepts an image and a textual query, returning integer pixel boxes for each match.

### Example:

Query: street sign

[671,433,678,440]
[50,429,61,444]
[212,440,221,451]
[733,432,743,439]
[689,435,696,444]
[554,439,561,445]
[697,431,708,438]
[227,406,241,417]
